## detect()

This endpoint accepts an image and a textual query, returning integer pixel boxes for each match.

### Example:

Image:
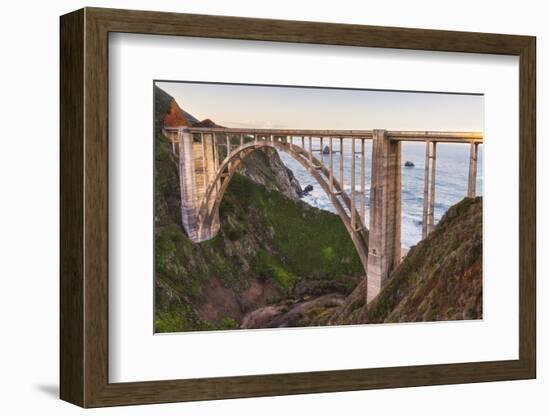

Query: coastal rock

[241,293,346,328]
[405,160,415,167]
[300,184,314,197]
[285,166,304,198]
[323,145,330,155]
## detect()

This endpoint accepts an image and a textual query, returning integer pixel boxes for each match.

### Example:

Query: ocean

[278,140,483,248]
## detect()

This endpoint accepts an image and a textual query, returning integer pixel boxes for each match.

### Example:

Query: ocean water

[278,140,483,248]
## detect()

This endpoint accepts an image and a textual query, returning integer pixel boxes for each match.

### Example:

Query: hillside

[154,86,363,332]
[333,196,483,325]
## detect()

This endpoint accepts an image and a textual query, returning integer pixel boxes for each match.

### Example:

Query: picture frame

[60,7,536,408]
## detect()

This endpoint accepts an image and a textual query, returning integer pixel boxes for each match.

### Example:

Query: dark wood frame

[60,7,536,408]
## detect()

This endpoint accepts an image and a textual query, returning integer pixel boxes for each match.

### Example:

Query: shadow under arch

[197,139,369,275]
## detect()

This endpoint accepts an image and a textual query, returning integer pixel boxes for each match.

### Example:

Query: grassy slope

[225,175,363,282]
[154,86,363,332]
[337,196,483,325]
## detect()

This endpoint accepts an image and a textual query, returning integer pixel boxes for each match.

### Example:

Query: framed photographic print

[60,7,536,408]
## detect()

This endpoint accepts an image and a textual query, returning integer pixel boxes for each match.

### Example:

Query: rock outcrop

[194,118,220,128]
[241,294,346,328]
[300,184,314,197]
[237,149,302,200]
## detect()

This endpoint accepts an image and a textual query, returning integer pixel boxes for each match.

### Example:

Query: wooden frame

[60,7,536,408]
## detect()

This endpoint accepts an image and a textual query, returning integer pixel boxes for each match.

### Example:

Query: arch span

[196,139,369,275]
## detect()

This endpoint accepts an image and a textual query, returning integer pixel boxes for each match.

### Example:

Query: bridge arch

[196,139,370,275]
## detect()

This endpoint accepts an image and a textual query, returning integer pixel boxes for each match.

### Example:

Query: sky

[155,81,483,132]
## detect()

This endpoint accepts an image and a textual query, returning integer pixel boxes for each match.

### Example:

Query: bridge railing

[164,126,482,233]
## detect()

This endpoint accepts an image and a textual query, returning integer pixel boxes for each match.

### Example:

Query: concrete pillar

[165,131,179,155]
[177,129,220,243]
[428,142,437,233]
[366,129,402,302]
[178,130,199,241]
[422,141,430,240]
[467,143,478,198]
[339,137,344,186]
[350,138,356,229]
[360,139,366,227]
[329,137,334,192]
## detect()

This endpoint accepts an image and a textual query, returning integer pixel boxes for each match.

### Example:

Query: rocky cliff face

[237,148,302,200]
[162,98,192,127]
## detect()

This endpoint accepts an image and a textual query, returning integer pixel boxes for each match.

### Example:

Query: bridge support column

[367,129,402,302]
[467,143,478,198]
[201,134,220,240]
[176,129,220,243]
[178,130,200,241]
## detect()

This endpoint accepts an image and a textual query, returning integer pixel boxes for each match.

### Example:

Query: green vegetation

[222,174,363,280]
[154,171,364,332]
[252,249,296,289]
[155,304,239,333]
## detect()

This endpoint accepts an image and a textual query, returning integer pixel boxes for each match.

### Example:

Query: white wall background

[0,0,546,414]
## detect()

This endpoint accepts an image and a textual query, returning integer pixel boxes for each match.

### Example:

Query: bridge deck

[164,127,483,143]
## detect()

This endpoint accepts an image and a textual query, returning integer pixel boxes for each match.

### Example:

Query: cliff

[237,148,302,200]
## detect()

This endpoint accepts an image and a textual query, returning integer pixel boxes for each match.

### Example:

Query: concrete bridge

[163,127,483,302]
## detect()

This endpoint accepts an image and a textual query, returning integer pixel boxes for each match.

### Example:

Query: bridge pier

[177,130,199,241]
[176,130,220,242]
[366,130,402,302]
[467,142,479,198]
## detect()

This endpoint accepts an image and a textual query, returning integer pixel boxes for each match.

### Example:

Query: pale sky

[155,81,483,132]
